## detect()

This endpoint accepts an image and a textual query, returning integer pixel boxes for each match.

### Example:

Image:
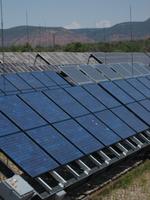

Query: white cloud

[64,21,81,29]
[96,20,111,28]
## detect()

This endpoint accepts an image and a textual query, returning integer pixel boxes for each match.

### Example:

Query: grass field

[89,159,150,200]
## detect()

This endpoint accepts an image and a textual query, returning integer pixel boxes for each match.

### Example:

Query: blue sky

[3,0,150,29]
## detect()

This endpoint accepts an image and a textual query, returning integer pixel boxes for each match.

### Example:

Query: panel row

[1,75,150,178]
[0,71,70,95]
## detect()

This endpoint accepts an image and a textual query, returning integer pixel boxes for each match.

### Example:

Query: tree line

[0,39,149,52]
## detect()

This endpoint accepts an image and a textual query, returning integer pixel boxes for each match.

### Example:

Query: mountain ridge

[1,18,150,46]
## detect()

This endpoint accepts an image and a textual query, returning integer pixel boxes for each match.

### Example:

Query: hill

[1,18,150,46]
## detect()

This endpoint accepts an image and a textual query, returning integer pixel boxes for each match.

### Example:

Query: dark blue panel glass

[44,89,89,117]
[18,72,45,89]
[19,92,69,123]
[54,119,103,154]
[0,113,19,137]
[127,102,150,125]
[83,84,120,108]
[76,114,120,146]
[27,126,83,165]
[0,95,46,130]
[65,86,106,112]
[44,71,69,86]
[100,81,134,104]
[114,79,144,101]
[0,133,58,177]
[96,110,135,138]
[32,71,57,87]
[139,99,150,112]
[112,106,148,133]
[127,78,150,98]
[5,74,32,91]
[0,75,18,94]
[137,77,150,89]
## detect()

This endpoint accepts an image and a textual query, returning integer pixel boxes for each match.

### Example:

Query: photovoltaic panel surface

[139,99,150,112]
[44,89,89,117]
[5,74,32,91]
[95,64,121,80]
[127,102,150,125]
[76,114,120,146]
[114,79,145,101]
[100,81,134,104]
[96,110,135,138]
[65,86,106,112]
[0,133,58,177]
[127,78,150,98]
[44,71,70,86]
[83,84,120,108]
[120,63,141,76]
[61,66,92,85]
[19,92,69,123]
[111,106,148,132]
[133,63,149,74]
[0,75,18,94]
[0,95,46,130]
[31,71,57,87]
[27,126,83,165]
[137,77,150,89]
[0,113,19,137]
[79,65,106,82]
[110,64,131,78]
[54,119,103,154]
[18,72,45,89]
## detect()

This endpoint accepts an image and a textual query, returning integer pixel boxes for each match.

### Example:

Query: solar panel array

[1,69,150,178]
[60,62,150,84]
[0,71,70,96]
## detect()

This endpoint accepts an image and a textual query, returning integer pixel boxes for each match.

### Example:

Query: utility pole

[0,0,4,64]
[130,5,134,76]
[26,9,30,45]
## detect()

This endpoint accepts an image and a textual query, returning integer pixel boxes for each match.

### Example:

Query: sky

[2,0,150,29]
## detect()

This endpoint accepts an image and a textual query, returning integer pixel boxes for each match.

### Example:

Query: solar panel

[133,63,149,75]
[111,106,148,133]
[76,114,120,146]
[110,63,131,78]
[0,75,18,94]
[137,77,150,89]
[94,64,121,80]
[5,74,32,91]
[0,133,58,177]
[79,65,106,82]
[27,125,83,165]
[127,78,150,98]
[60,66,92,85]
[120,63,141,76]
[100,81,134,104]
[83,84,120,108]
[114,79,145,101]
[139,99,150,112]
[44,71,70,86]
[0,95,46,130]
[44,89,89,117]
[19,92,70,124]
[65,86,106,113]
[96,110,135,139]
[0,113,19,137]
[31,71,57,87]
[54,119,103,154]
[18,72,45,89]
[127,102,150,125]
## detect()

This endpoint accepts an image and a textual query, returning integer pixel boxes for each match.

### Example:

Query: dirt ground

[89,160,150,200]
